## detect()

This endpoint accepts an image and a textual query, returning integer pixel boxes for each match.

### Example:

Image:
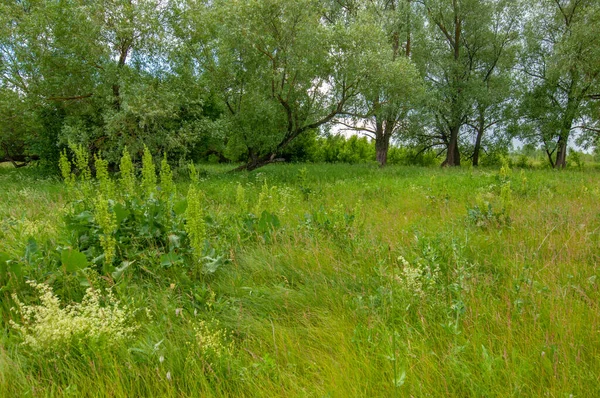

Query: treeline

[1,0,599,170]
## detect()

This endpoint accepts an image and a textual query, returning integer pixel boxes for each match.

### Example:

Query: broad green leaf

[112,261,133,280]
[0,252,9,274]
[61,248,88,272]
[394,371,406,387]
[160,252,181,268]
[25,237,38,263]
[113,202,129,224]
[174,199,188,216]
[9,261,23,278]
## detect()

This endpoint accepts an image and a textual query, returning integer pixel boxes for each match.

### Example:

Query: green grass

[1,163,599,397]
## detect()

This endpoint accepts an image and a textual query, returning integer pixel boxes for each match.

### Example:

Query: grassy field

[1,162,599,397]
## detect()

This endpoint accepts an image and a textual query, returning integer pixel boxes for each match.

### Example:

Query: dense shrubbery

[279,133,439,166]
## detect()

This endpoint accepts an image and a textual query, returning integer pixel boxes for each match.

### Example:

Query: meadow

[0,158,599,397]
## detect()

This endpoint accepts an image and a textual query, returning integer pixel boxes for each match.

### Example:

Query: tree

[175,0,385,171]
[418,0,518,167]
[0,0,200,164]
[0,88,40,166]
[520,0,600,168]
[333,0,425,167]
[465,0,520,166]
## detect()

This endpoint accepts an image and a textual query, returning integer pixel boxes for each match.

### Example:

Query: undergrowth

[0,161,599,397]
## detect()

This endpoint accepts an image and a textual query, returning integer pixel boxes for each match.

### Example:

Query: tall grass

[0,163,599,396]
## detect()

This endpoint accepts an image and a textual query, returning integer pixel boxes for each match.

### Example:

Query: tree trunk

[472,129,483,167]
[554,96,577,169]
[1,143,39,167]
[233,151,277,172]
[375,136,390,167]
[442,125,461,167]
[554,136,567,169]
[472,113,485,167]
[112,43,130,111]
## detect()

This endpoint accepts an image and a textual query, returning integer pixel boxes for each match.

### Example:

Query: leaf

[113,202,129,224]
[160,252,181,268]
[112,261,134,280]
[61,248,88,272]
[258,211,280,232]
[74,210,94,223]
[394,371,406,387]
[79,276,91,287]
[25,237,38,263]
[202,253,227,274]
[173,199,188,216]
[0,252,9,274]
[168,234,181,250]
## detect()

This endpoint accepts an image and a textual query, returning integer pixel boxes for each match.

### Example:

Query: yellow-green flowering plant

[10,281,136,352]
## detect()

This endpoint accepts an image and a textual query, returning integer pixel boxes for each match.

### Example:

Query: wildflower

[141,145,157,198]
[10,282,136,352]
[119,147,136,197]
[160,153,176,199]
[95,194,117,266]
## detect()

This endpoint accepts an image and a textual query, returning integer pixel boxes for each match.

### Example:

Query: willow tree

[0,0,176,164]
[520,0,600,168]
[466,0,521,166]
[333,0,425,167]
[419,0,519,167]
[175,0,387,171]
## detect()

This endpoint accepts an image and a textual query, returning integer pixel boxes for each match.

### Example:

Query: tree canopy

[1,0,599,169]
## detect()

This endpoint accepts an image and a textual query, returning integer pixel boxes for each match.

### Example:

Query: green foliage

[94,195,117,268]
[69,143,91,182]
[467,159,513,229]
[141,145,157,198]
[59,150,75,188]
[309,135,375,164]
[94,155,114,198]
[185,184,206,263]
[160,154,176,200]
[10,281,136,353]
[387,146,438,167]
[1,164,600,396]
[520,0,600,167]
[119,147,136,197]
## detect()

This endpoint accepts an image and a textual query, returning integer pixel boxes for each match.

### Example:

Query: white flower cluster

[194,320,234,360]
[10,282,136,352]
[396,256,440,299]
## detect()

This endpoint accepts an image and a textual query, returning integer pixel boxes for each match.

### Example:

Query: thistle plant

[500,182,513,218]
[254,180,271,215]
[499,157,512,184]
[95,194,117,267]
[185,184,206,262]
[141,145,156,198]
[193,319,234,361]
[119,147,136,197]
[519,169,528,193]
